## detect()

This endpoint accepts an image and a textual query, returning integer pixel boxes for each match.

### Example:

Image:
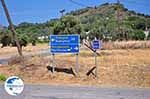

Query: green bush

[1,35,11,47]
[0,74,7,81]
[132,30,145,40]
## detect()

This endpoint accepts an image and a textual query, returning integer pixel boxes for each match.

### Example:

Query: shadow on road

[47,66,76,76]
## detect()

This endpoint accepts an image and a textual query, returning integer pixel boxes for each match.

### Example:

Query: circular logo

[4,76,24,96]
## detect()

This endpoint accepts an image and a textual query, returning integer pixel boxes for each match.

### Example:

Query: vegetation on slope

[0,3,150,46]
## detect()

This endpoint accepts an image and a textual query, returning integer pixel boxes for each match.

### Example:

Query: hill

[0,3,150,45]
[65,3,150,40]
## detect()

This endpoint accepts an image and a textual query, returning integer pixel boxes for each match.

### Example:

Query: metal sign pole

[50,35,80,76]
[95,51,98,78]
[92,40,101,79]
[75,53,79,76]
[52,54,55,73]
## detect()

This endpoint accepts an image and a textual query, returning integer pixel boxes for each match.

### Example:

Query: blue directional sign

[50,35,80,53]
[92,40,101,50]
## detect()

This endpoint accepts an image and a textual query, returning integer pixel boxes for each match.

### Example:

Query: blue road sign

[92,40,101,50]
[50,35,80,53]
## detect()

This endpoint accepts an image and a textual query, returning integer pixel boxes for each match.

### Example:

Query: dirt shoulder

[0,43,49,56]
[0,49,150,88]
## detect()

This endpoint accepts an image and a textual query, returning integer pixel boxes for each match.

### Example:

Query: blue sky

[0,0,150,26]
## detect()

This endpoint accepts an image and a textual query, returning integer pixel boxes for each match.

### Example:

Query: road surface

[0,85,150,99]
[0,49,50,65]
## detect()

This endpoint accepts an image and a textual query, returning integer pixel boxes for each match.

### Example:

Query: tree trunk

[1,0,23,56]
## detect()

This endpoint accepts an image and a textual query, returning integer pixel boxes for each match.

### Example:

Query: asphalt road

[0,85,150,99]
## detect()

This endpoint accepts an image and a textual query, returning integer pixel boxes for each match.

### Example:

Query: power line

[121,0,150,7]
[121,0,150,15]
[68,0,89,7]
[0,9,61,16]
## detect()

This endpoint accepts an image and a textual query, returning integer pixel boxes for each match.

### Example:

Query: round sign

[4,76,24,96]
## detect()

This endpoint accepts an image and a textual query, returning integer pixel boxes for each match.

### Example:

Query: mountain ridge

[0,3,150,43]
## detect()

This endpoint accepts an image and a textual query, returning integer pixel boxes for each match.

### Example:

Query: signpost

[92,40,101,78]
[50,35,80,75]
[92,40,101,50]
[50,35,79,53]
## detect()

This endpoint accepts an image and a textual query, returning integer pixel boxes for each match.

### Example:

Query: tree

[1,0,22,56]
[132,30,145,40]
[1,35,11,48]
[89,28,103,40]
[53,15,82,35]
[128,16,146,30]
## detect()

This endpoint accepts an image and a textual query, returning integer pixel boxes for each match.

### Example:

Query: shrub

[132,30,145,40]
[0,74,6,81]
[1,35,11,47]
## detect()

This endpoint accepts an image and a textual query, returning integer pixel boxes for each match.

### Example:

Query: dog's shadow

[47,66,76,76]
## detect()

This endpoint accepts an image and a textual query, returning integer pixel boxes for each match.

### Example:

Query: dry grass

[0,41,150,56]
[0,49,150,88]
[102,41,150,49]
[0,43,49,56]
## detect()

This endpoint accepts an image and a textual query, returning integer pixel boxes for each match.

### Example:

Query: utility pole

[1,0,23,56]
[117,0,126,40]
[117,0,122,40]
[60,9,65,17]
